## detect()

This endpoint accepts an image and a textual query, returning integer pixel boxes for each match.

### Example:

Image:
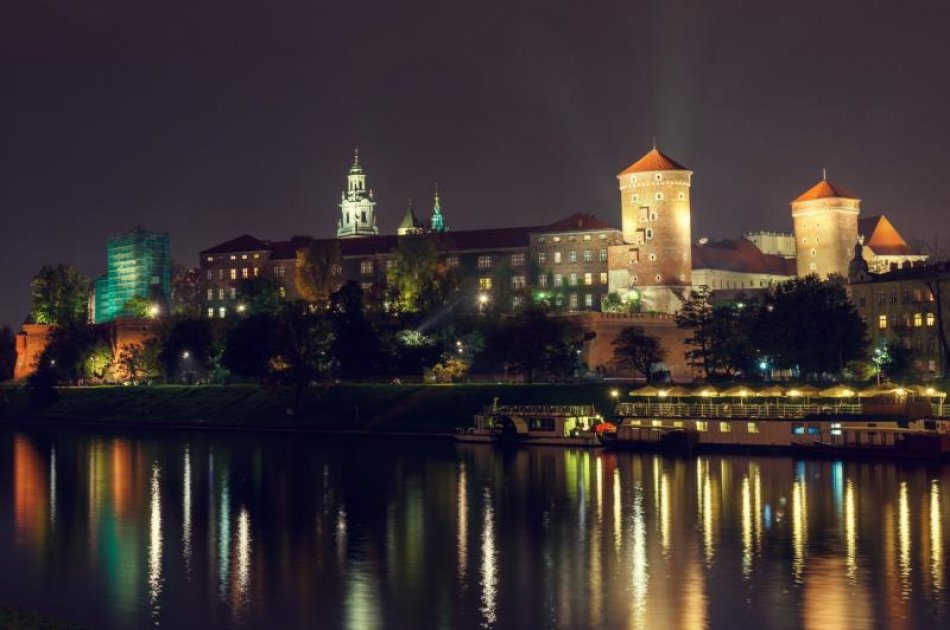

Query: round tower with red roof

[790,173,860,279]
[611,146,693,313]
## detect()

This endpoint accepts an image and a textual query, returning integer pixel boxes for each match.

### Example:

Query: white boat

[455,401,605,448]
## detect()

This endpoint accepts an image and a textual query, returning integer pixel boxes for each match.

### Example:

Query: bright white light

[148,304,160,317]
[478,293,489,304]
[182,351,190,359]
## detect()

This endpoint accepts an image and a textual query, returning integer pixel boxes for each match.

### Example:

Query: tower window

[678,192,685,200]
[655,192,664,201]
[632,194,640,202]
[645,228,654,240]
[810,249,817,257]
[878,314,887,329]
[655,173,662,181]
[655,274,662,282]
[649,253,657,261]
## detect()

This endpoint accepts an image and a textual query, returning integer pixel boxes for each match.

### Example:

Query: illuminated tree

[387,234,457,313]
[170,264,202,317]
[122,296,150,318]
[237,276,284,315]
[115,343,161,383]
[83,342,114,381]
[612,326,665,380]
[29,264,90,325]
[296,240,342,305]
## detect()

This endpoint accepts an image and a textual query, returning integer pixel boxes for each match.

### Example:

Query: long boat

[455,402,605,448]
[601,415,950,459]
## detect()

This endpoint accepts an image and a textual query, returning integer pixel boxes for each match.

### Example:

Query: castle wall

[792,198,859,278]
[14,324,55,380]
[576,312,692,382]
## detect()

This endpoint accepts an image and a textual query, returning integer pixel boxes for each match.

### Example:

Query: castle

[198,145,926,318]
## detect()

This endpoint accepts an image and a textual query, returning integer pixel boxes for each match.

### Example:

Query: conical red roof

[619,148,688,175]
[793,179,858,202]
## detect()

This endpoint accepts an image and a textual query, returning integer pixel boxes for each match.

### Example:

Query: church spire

[430,183,447,232]
[337,148,377,238]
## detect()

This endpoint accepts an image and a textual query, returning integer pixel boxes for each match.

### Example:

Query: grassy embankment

[0,383,621,434]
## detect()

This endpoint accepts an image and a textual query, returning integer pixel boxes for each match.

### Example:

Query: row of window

[877,312,937,329]
[206,267,263,281]
[206,253,262,262]
[537,233,608,244]
[873,289,936,306]
[207,286,288,302]
[628,419,759,433]
[630,191,686,202]
[538,249,608,265]
[537,272,608,288]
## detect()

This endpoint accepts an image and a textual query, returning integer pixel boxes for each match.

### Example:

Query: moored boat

[455,401,609,448]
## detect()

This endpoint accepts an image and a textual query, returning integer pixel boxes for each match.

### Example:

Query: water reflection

[0,430,949,629]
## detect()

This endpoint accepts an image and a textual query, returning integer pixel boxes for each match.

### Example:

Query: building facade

[92,227,171,323]
[337,149,378,239]
[849,250,949,379]
[791,177,861,279]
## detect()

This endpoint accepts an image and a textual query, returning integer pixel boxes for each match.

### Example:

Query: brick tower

[609,146,693,313]
[791,173,860,278]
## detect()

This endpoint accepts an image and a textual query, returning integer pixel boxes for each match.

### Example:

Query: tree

[158,318,214,378]
[122,295,151,318]
[612,326,665,380]
[387,234,458,313]
[39,321,102,383]
[296,240,342,305]
[272,302,335,403]
[222,313,278,379]
[489,306,580,382]
[83,341,114,381]
[29,264,90,325]
[0,326,16,381]
[329,282,382,379]
[170,264,202,318]
[757,275,867,376]
[115,343,161,383]
[236,275,284,315]
[675,287,715,379]
[921,272,950,379]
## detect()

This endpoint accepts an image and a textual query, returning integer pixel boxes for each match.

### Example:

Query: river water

[0,425,948,629]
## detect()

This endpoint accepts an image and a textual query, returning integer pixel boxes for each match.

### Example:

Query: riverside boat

[455,401,607,448]
[602,415,950,459]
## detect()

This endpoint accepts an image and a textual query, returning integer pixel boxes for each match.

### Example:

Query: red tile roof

[793,179,858,202]
[692,237,797,276]
[859,214,917,256]
[619,148,688,175]
[534,213,617,233]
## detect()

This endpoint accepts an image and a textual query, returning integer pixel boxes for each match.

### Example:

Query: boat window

[530,418,556,432]
[807,427,821,435]
[652,420,663,427]
[695,421,708,432]
[747,422,759,434]
[720,422,732,433]
[831,428,842,436]
[628,420,641,427]
[792,424,805,435]
[673,421,684,428]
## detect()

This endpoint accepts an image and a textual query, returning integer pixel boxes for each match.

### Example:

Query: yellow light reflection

[458,463,468,584]
[930,480,943,598]
[699,459,715,565]
[659,471,670,554]
[631,483,648,629]
[613,469,622,553]
[49,446,56,529]
[792,477,807,583]
[233,507,251,614]
[596,456,603,524]
[480,488,498,627]
[148,462,163,622]
[845,479,858,582]
[741,475,752,577]
[13,435,47,546]
[898,481,911,599]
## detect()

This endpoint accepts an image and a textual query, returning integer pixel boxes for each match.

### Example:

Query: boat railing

[615,401,863,419]
[485,404,599,417]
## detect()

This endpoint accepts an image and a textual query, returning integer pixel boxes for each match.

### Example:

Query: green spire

[430,184,447,232]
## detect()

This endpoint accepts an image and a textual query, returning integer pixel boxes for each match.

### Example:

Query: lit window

[554,251,562,264]
[553,236,561,242]
[274,266,286,278]
[914,313,923,327]
[569,251,577,263]
[927,312,936,327]
[569,273,578,286]
[253,253,260,259]
[253,267,260,277]
[809,262,816,271]
[583,249,592,262]
[554,274,563,287]
[206,256,214,262]
[584,294,593,308]
[218,288,225,300]
[206,269,213,280]
[538,252,547,265]
[242,268,249,279]
[584,273,593,286]
[479,277,492,290]
[241,254,248,260]
[229,287,236,299]
[538,274,548,288]
[207,308,214,318]
[361,260,374,275]
[600,249,608,262]
[219,307,226,317]
[583,234,591,241]
[511,275,526,290]
[230,269,237,280]
[511,253,525,266]
[645,228,654,240]
[695,421,708,432]
[361,282,372,292]
[512,296,524,308]
[477,256,492,270]
[600,272,608,284]
[278,286,286,298]
[673,420,684,428]
[720,422,731,433]
[652,420,663,427]
[206,289,213,300]
[569,294,578,310]
[230,255,237,260]
[747,422,759,434]
[878,314,887,329]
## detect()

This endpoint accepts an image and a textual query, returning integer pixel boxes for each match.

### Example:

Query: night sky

[2,0,949,327]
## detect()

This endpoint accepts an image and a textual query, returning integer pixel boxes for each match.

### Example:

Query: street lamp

[182,351,190,359]
[147,304,160,318]
[236,304,247,313]
[610,389,619,399]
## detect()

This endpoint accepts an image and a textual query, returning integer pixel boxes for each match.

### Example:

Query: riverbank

[0,383,621,434]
